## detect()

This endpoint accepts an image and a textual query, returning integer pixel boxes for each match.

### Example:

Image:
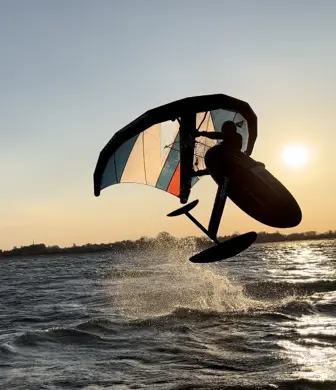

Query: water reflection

[260,241,335,283]
[278,314,336,381]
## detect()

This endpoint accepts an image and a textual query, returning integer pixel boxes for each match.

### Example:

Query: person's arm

[192,168,209,177]
[195,131,226,140]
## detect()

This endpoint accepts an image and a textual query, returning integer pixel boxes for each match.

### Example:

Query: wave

[245,280,336,299]
[13,326,105,347]
[128,306,227,327]
[276,299,317,314]
[122,299,318,330]
[170,379,336,390]
[277,379,336,390]
[75,317,119,333]
[0,342,18,357]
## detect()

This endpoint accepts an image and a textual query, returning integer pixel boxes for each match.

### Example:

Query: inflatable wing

[93,94,257,204]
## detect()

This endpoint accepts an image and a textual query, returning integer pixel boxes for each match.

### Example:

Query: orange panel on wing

[167,163,180,197]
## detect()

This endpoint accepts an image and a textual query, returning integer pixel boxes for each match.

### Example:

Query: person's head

[221,121,237,136]
[221,121,242,150]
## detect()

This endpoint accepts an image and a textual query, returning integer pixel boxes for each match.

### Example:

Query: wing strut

[208,178,229,240]
[179,113,196,204]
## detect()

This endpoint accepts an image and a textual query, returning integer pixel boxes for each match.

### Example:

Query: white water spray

[107,242,267,319]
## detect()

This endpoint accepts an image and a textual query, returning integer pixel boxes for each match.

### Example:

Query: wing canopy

[94,94,257,201]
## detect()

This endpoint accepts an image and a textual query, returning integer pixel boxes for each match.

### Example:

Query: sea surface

[1,239,336,389]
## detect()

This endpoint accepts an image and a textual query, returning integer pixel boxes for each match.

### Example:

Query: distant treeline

[1,230,336,258]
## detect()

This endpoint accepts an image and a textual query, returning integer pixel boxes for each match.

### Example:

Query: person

[192,121,243,176]
[196,120,243,150]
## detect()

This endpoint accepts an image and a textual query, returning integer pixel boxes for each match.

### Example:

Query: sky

[0,0,335,249]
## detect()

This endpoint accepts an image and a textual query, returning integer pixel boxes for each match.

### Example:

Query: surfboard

[204,145,302,229]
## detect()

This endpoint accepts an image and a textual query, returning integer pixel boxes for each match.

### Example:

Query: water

[1,239,336,389]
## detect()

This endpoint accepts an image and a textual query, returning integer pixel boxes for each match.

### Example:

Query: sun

[282,144,309,168]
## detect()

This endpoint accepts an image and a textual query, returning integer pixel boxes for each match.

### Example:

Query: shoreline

[1,231,335,259]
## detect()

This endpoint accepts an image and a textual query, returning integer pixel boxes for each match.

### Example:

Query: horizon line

[1,229,335,253]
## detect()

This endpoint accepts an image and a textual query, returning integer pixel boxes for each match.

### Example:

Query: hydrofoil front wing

[190,232,257,263]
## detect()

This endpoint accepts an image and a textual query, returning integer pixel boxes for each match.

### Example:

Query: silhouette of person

[196,120,243,151]
[193,121,243,176]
